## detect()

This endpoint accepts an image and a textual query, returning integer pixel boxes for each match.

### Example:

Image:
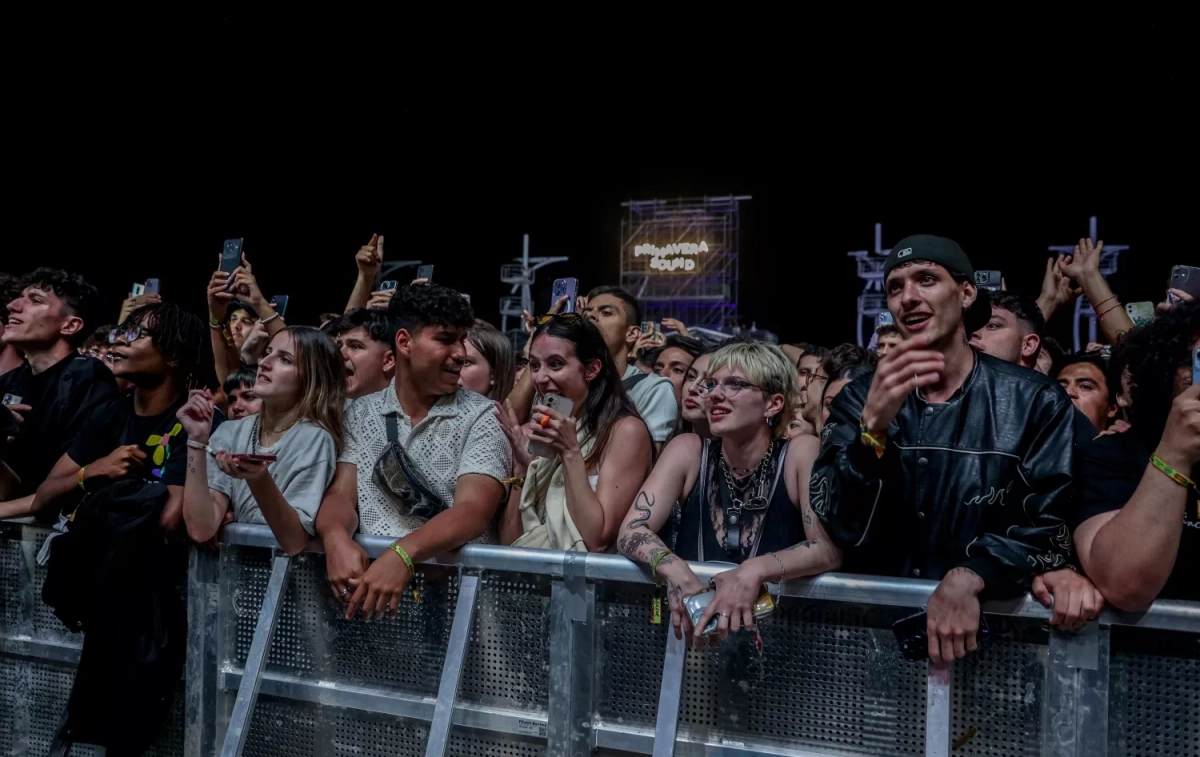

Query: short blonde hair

[705,342,800,438]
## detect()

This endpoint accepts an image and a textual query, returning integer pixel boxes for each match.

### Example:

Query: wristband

[501,476,525,489]
[1091,294,1117,311]
[1150,455,1195,488]
[186,440,209,452]
[389,543,421,603]
[77,466,88,491]
[859,416,887,458]
[260,313,281,326]
[650,550,671,579]
[208,321,224,330]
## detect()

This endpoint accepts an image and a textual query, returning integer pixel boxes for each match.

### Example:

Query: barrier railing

[3,518,1198,757]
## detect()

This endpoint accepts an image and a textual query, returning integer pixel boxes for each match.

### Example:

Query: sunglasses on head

[535,313,583,326]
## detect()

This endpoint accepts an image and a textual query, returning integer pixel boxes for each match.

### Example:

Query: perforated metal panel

[223,547,458,695]
[244,697,320,757]
[459,570,552,711]
[949,617,1047,757]
[1109,627,1200,757]
[448,731,546,756]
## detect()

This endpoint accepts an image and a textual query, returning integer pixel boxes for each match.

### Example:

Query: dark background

[11,17,1191,349]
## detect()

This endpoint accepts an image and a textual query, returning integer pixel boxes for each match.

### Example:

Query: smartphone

[1124,301,1154,326]
[1168,265,1200,303]
[380,280,398,292]
[973,270,1002,293]
[640,320,659,336]
[416,265,434,282]
[551,277,579,314]
[1,394,21,406]
[877,311,894,327]
[528,394,575,458]
[233,454,278,464]
[130,282,145,297]
[892,610,991,662]
[684,588,776,637]
[221,238,245,292]
[143,278,160,296]
[1193,348,1199,386]
[270,295,289,319]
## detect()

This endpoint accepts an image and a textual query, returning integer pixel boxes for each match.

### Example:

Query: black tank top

[676,438,804,564]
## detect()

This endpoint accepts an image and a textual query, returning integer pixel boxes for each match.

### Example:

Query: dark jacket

[810,351,1076,598]
[42,479,187,753]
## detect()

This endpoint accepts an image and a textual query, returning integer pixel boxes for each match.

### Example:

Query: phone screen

[416,265,434,282]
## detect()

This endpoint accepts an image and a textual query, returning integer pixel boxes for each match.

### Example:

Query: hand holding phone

[380,280,398,292]
[1124,301,1154,326]
[416,265,434,283]
[527,394,574,458]
[551,278,579,314]
[1168,265,1200,303]
[973,270,1002,293]
[269,295,289,319]
[144,278,161,296]
[130,282,145,297]
[221,238,245,292]
[233,453,278,464]
[877,311,894,327]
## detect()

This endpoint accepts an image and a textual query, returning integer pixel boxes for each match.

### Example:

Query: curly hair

[388,283,474,336]
[125,302,207,382]
[0,272,21,325]
[18,268,103,346]
[1120,301,1199,450]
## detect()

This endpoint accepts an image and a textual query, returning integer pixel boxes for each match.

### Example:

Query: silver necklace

[719,440,774,554]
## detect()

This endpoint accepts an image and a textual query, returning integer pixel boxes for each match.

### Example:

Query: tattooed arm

[696,435,843,639]
[616,434,706,638]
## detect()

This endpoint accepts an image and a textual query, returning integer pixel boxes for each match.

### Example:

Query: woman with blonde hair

[616,341,842,640]
[459,320,516,402]
[178,327,347,555]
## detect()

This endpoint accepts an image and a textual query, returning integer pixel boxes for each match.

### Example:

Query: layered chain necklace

[252,413,298,452]
[719,440,775,555]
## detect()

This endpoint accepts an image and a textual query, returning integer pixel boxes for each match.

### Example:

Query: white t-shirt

[206,417,337,535]
[338,380,511,538]
[622,365,678,442]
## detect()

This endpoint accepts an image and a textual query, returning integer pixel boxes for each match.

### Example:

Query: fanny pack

[371,413,447,519]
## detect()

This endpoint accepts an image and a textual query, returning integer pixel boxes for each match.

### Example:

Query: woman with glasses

[177,327,346,555]
[616,341,843,641]
[496,313,653,552]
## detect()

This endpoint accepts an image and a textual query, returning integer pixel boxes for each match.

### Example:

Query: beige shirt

[339,380,511,538]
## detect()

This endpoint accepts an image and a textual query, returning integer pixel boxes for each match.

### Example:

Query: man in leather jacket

[811,235,1077,665]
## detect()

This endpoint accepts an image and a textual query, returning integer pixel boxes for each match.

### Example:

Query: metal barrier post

[651,632,687,757]
[185,547,221,757]
[219,553,291,757]
[424,570,482,757]
[1045,623,1110,757]
[925,660,952,757]
[546,552,595,757]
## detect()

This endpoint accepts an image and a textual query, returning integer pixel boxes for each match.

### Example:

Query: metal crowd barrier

[3,519,1198,757]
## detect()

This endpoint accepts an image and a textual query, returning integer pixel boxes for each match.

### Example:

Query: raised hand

[1058,238,1104,282]
[356,234,384,278]
[366,289,396,310]
[177,390,215,444]
[495,399,534,471]
[860,333,944,439]
[207,263,236,320]
[660,317,690,336]
[1038,255,1082,317]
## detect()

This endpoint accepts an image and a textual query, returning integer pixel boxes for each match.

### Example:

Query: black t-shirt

[1075,432,1198,602]
[0,353,118,498]
[68,395,193,488]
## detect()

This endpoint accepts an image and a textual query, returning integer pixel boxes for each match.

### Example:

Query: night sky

[15,18,1190,350]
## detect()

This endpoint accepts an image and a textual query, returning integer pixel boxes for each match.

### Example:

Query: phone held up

[551,278,579,314]
[1168,265,1200,304]
[416,265,434,282]
[973,270,1002,293]
[528,394,574,458]
[877,311,894,327]
[640,320,659,336]
[2,394,21,407]
[269,295,289,319]
[380,280,398,292]
[221,238,244,292]
[1193,347,1199,386]
[1124,302,1155,327]
[892,610,991,662]
[130,282,145,297]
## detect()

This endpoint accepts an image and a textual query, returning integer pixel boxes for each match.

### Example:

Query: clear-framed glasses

[701,377,765,397]
[107,325,154,345]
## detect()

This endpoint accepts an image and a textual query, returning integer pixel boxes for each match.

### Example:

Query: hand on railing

[325,532,369,606]
[345,545,411,621]
[693,564,763,641]
[1032,569,1105,631]
[925,567,984,664]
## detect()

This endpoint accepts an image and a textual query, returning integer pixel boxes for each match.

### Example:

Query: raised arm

[616,434,706,639]
[206,265,241,386]
[345,235,383,313]
[1059,239,1134,344]
[177,394,232,544]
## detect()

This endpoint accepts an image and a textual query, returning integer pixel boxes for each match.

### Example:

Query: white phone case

[528,394,575,458]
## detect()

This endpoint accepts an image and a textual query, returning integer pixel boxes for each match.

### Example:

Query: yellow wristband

[388,543,421,604]
[77,466,88,491]
[1150,455,1195,489]
[650,550,671,579]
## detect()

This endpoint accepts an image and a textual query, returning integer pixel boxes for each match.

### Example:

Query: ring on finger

[539,414,552,428]
[339,587,350,598]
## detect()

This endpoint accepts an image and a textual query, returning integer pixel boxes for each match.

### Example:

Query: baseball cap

[883,234,991,335]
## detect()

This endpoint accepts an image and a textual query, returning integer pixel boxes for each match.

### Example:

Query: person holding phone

[495,314,653,552]
[178,327,346,555]
[616,342,842,641]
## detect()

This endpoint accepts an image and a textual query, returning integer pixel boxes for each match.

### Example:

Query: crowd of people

[0,232,1196,754]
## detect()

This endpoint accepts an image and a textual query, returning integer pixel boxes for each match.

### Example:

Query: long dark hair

[531,315,643,467]
[1121,301,1199,454]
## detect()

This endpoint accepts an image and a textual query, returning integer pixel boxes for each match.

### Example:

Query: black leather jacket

[810,351,1076,598]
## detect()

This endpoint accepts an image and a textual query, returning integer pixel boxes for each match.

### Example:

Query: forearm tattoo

[617,526,673,568]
